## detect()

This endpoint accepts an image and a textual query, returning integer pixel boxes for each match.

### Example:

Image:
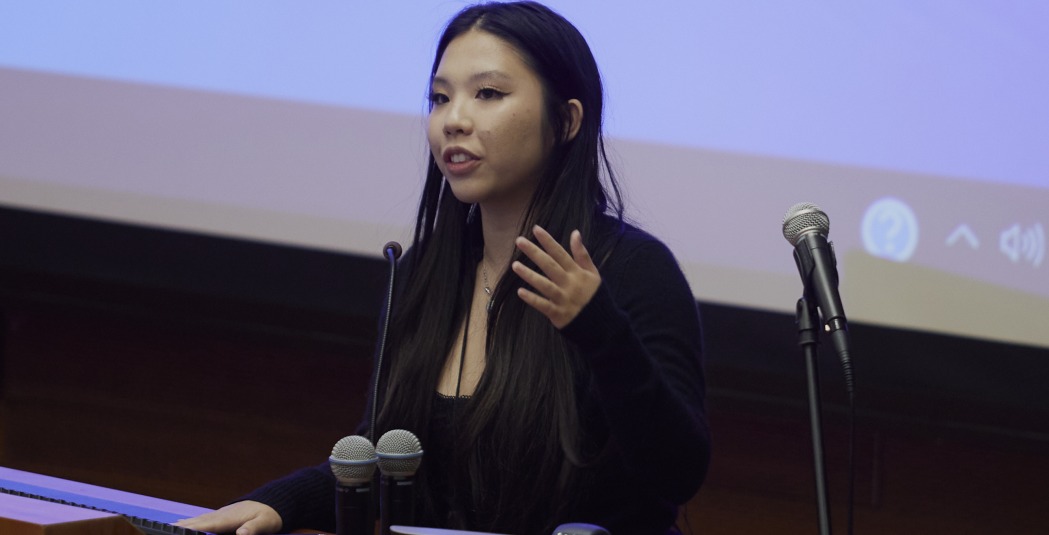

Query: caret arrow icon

[946,224,979,249]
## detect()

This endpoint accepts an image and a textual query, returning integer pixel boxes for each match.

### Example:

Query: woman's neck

[478,203,525,269]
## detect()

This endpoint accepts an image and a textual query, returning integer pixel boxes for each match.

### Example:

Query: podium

[0,466,213,535]
[0,492,142,535]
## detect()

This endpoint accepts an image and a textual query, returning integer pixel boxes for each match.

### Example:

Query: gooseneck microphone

[329,435,378,535]
[383,241,403,262]
[370,241,403,443]
[376,429,423,535]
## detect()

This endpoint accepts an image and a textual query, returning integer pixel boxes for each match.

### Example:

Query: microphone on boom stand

[781,201,852,389]
[781,202,857,535]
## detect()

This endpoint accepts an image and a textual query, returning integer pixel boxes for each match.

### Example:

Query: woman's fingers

[174,501,281,535]
[516,228,567,284]
[570,229,597,272]
[513,226,601,329]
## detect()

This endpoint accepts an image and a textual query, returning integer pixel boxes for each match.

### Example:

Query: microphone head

[384,241,403,260]
[782,202,830,245]
[376,429,423,477]
[329,435,377,485]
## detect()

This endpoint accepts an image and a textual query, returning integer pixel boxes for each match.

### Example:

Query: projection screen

[2,2,1047,348]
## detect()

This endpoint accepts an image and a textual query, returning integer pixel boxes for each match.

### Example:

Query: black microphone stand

[796,296,832,535]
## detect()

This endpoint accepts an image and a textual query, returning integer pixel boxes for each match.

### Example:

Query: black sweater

[243,221,710,534]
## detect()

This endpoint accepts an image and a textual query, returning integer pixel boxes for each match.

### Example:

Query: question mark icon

[877,211,903,254]
[862,197,919,262]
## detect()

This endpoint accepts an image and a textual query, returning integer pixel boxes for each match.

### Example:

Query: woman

[179,2,709,534]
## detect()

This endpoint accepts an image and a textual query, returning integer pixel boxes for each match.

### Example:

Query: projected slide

[1,2,1047,348]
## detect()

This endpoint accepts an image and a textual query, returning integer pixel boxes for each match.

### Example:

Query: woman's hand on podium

[174,500,282,535]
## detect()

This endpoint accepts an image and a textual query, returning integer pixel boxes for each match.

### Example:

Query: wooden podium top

[0,492,141,535]
[0,466,212,521]
[0,466,213,535]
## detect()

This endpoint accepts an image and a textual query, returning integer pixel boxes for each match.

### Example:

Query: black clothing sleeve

[561,232,710,505]
[240,462,336,534]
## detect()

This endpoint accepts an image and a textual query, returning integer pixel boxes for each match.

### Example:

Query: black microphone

[376,429,423,535]
[370,241,403,443]
[782,202,853,392]
[329,435,378,535]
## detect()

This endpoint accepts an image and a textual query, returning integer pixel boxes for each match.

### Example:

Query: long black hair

[376,2,624,532]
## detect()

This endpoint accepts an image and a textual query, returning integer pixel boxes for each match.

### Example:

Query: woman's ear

[562,99,583,142]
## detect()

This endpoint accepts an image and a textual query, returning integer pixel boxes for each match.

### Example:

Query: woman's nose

[443,99,473,136]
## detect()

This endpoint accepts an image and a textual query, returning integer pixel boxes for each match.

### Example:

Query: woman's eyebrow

[432,70,513,88]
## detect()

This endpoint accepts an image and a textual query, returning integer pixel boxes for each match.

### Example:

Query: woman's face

[428,29,551,214]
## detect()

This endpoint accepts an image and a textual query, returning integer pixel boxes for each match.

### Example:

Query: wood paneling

[0,305,373,508]
[1,270,1047,533]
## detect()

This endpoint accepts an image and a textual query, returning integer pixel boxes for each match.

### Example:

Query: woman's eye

[429,92,449,106]
[477,88,503,100]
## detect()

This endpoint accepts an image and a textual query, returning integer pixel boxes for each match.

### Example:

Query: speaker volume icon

[999,223,1045,267]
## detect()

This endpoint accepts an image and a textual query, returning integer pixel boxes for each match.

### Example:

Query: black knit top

[242,219,710,534]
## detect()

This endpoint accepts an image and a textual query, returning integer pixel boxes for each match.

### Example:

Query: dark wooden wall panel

[0,305,373,508]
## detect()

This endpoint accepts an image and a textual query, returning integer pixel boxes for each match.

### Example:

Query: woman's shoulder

[590,215,690,300]
[594,214,675,264]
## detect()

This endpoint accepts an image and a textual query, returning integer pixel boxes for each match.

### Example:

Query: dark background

[1,205,1047,534]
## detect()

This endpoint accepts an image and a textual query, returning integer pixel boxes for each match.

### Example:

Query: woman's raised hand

[174,500,282,535]
[513,225,601,329]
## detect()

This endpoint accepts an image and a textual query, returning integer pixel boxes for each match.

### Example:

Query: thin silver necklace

[481,255,494,312]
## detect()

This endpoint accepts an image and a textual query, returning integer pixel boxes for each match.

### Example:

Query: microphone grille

[376,429,423,477]
[782,202,830,245]
[329,435,377,484]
